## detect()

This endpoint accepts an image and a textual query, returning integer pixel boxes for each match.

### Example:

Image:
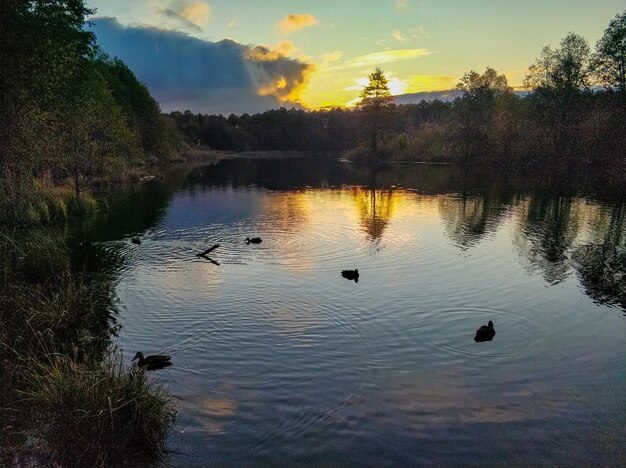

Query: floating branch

[200,256,220,266]
[197,244,219,257]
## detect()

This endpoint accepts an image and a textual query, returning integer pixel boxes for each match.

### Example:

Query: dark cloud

[161,9,202,32]
[90,17,314,114]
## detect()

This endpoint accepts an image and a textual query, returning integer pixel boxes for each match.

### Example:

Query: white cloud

[392,29,406,41]
[180,2,211,27]
[320,50,343,63]
[410,26,431,39]
[335,48,431,70]
[396,0,408,10]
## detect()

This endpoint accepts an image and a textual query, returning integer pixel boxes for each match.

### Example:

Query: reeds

[0,230,174,466]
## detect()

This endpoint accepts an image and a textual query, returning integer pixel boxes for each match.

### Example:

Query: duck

[245,237,262,244]
[474,320,495,342]
[341,269,359,282]
[131,237,141,245]
[131,351,172,371]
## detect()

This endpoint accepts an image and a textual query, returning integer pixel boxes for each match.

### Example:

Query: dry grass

[0,230,175,467]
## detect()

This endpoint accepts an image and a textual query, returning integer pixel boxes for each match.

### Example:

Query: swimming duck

[245,237,262,244]
[341,269,359,282]
[131,351,172,371]
[474,320,495,342]
[131,237,141,245]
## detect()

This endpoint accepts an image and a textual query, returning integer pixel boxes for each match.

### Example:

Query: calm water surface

[92,158,625,465]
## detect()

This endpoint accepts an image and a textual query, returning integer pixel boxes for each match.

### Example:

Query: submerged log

[199,256,220,266]
[197,244,219,257]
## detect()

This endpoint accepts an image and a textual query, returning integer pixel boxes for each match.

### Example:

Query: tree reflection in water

[573,204,626,311]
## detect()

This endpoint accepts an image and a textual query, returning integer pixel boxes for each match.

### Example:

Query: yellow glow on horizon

[404,74,458,92]
[302,68,457,109]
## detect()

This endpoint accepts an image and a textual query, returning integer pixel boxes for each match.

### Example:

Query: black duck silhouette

[245,237,262,244]
[132,352,172,371]
[131,237,141,245]
[474,320,495,342]
[341,269,359,282]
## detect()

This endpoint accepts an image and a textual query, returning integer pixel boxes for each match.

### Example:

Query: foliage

[54,63,141,197]
[95,55,179,160]
[0,229,174,466]
[358,68,394,151]
[593,11,626,97]
[20,353,174,467]
[358,68,394,107]
[384,122,449,161]
[524,32,591,96]
[0,0,180,226]
[451,67,514,162]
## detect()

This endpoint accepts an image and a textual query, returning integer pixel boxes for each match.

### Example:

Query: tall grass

[0,173,97,226]
[0,229,175,466]
[16,352,174,467]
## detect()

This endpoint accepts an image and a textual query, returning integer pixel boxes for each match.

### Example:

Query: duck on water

[341,269,359,282]
[474,320,495,342]
[132,352,172,371]
[245,237,262,244]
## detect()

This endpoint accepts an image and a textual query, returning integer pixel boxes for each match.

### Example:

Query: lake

[81,157,625,465]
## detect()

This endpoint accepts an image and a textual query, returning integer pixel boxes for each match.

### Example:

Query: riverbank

[0,229,174,466]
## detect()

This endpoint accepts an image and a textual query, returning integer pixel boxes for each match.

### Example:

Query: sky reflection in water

[107,159,626,465]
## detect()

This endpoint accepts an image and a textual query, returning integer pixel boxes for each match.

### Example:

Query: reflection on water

[514,195,582,285]
[80,158,626,465]
[573,204,626,311]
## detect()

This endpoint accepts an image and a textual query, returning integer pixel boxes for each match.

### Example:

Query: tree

[358,68,394,150]
[95,55,178,160]
[0,0,96,169]
[524,32,591,96]
[56,65,139,197]
[593,11,626,98]
[453,67,513,161]
[523,33,593,162]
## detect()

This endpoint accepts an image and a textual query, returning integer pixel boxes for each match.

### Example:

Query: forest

[0,0,180,225]
[1,2,176,465]
[171,12,626,172]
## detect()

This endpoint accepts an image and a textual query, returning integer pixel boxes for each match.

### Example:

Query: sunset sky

[86,0,625,114]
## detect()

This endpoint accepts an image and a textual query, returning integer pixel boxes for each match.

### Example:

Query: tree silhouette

[453,67,512,161]
[593,11,626,99]
[358,68,394,151]
[524,32,591,96]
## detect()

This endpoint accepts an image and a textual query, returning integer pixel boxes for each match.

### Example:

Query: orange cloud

[244,44,316,105]
[276,40,297,56]
[277,13,318,34]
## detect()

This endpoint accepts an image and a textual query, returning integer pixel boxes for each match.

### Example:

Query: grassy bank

[0,229,174,466]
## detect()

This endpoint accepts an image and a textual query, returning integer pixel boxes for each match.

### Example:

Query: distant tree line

[0,0,179,224]
[171,12,626,171]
